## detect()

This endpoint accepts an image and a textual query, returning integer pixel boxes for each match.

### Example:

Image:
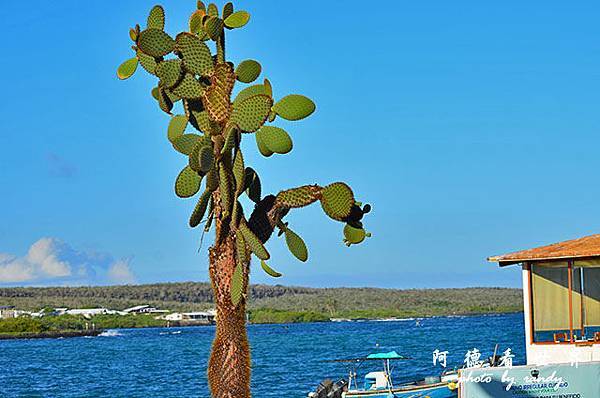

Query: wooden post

[580,268,585,339]
[526,263,535,344]
[568,260,574,342]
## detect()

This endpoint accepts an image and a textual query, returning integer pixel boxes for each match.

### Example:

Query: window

[531,263,600,343]
[581,267,600,340]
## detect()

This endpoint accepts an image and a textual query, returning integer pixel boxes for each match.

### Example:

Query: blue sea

[0,313,525,397]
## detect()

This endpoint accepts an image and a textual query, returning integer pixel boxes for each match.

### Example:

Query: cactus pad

[175,165,201,198]
[173,133,201,155]
[213,63,236,95]
[256,126,293,154]
[244,167,261,203]
[167,115,188,144]
[255,133,273,157]
[172,73,204,99]
[235,231,248,264]
[343,224,367,245]
[117,58,138,80]
[222,2,234,19]
[186,111,210,134]
[224,11,250,29]
[183,97,201,114]
[233,150,245,194]
[165,88,181,103]
[235,60,261,83]
[147,5,165,30]
[136,50,158,75]
[239,222,269,260]
[185,102,218,135]
[205,196,217,225]
[276,185,320,208]
[198,145,214,173]
[233,84,268,106]
[202,85,231,122]
[189,10,204,34]
[221,124,238,155]
[188,142,202,172]
[284,228,308,262]
[164,88,181,103]
[264,79,273,97]
[231,199,244,226]
[157,87,173,114]
[231,94,273,132]
[137,28,175,57]
[155,59,183,88]
[205,168,219,191]
[204,16,223,41]
[207,3,219,17]
[260,260,282,277]
[230,263,243,306]
[190,189,212,227]
[272,94,316,121]
[320,182,355,221]
[219,163,233,216]
[175,33,213,76]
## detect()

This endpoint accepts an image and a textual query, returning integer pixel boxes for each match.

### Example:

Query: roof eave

[488,254,600,267]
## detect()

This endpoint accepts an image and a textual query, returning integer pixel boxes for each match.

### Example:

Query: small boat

[308,351,458,398]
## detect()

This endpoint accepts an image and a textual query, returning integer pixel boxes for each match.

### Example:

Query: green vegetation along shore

[0,283,522,326]
[0,314,166,338]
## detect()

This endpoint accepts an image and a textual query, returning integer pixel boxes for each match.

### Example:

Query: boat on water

[308,351,459,398]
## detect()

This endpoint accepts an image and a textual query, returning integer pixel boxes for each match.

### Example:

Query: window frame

[528,261,600,345]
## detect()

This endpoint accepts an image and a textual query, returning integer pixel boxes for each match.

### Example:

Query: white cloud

[0,256,35,283]
[108,259,136,285]
[27,238,71,278]
[0,238,137,286]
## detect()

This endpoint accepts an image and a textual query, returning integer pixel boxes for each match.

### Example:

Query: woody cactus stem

[208,236,251,398]
[117,3,371,397]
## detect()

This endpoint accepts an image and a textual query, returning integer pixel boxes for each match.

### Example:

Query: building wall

[0,309,16,319]
[527,343,600,365]
[165,313,183,321]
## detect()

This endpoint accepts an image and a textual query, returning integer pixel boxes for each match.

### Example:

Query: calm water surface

[0,313,525,397]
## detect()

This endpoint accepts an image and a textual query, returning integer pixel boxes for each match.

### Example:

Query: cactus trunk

[207,237,251,398]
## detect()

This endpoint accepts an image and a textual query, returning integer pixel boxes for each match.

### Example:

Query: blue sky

[1,1,599,288]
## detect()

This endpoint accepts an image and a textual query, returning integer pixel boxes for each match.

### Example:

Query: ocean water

[0,313,525,398]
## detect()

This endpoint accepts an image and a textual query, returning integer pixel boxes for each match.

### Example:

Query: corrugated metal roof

[488,234,600,266]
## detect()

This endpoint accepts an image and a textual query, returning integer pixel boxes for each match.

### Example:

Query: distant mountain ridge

[0,283,522,320]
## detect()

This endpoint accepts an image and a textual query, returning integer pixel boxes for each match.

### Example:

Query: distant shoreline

[0,330,102,340]
[248,308,523,324]
[0,311,524,339]
[0,283,523,332]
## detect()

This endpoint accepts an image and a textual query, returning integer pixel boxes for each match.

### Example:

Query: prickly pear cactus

[117,3,371,398]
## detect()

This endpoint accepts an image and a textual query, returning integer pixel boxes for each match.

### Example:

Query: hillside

[0,283,522,322]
